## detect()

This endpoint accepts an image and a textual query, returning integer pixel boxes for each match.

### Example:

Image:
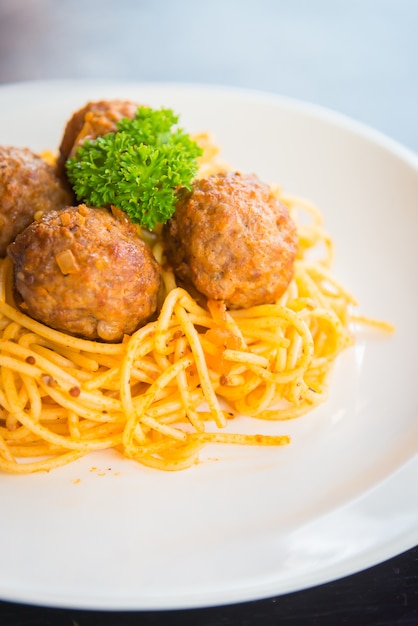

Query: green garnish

[65,106,202,230]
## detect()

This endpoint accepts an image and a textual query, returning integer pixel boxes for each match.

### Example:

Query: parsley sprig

[65,106,202,230]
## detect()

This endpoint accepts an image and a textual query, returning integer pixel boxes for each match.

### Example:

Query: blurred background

[0,0,417,152]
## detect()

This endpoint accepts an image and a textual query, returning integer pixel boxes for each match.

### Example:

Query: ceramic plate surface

[0,80,417,610]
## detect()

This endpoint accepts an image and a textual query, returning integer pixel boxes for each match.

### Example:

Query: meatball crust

[57,99,139,177]
[163,171,298,309]
[0,145,72,257]
[7,205,161,342]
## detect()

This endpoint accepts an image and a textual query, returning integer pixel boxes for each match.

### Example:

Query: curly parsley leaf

[65,106,202,230]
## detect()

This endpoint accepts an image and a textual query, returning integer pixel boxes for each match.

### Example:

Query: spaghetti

[0,134,392,474]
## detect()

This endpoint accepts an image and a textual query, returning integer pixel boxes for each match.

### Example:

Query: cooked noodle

[0,134,393,473]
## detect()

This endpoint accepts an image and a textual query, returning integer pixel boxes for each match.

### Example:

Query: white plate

[0,80,417,611]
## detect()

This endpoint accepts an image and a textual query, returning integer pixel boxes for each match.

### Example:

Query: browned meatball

[57,99,139,177]
[163,171,298,309]
[0,146,73,257]
[8,205,161,342]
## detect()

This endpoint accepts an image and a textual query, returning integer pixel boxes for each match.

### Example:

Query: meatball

[7,205,161,342]
[163,171,298,309]
[57,99,139,177]
[0,145,73,257]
